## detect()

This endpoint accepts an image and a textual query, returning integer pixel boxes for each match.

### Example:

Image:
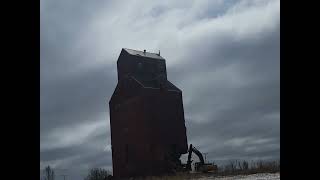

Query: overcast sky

[40,0,280,179]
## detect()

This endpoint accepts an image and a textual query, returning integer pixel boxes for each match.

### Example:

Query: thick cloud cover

[40,0,280,179]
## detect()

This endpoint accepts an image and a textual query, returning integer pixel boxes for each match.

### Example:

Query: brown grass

[110,160,280,180]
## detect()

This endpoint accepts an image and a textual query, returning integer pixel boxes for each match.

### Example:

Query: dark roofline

[122,48,165,60]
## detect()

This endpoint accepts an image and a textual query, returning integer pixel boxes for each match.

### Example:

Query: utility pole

[60,174,68,180]
[203,153,208,163]
[56,168,68,180]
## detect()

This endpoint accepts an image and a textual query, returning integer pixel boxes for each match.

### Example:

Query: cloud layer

[41,0,280,179]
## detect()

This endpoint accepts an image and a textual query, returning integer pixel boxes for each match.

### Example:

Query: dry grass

[118,173,207,180]
[109,160,280,180]
[216,159,280,176]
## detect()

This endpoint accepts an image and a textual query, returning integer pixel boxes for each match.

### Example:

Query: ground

[195,173,280,180]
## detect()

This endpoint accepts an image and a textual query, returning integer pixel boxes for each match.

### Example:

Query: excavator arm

[185,144,217,173]
[186,144,193,171]
[186,144,205,171]
[191,145,205,164]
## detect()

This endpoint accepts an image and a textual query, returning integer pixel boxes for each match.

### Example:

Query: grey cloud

[41,0,280,179]
[41,65,116,129]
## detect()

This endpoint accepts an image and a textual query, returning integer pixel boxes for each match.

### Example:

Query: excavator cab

[195,162,218,173]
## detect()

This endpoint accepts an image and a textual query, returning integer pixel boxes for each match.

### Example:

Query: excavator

[184,144,218,173]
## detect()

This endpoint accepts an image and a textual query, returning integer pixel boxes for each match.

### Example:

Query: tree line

[41,166,112,180]
[41,159,280,180]
[216,159,280,175]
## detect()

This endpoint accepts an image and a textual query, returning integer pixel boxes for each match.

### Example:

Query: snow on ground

[195,173,280,180]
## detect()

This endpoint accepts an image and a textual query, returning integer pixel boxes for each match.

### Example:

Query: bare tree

[224,160,237,173]
[43,166,55,180]
[238,160,249,171]
[84,168,112,180]
[243,160,249,170]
